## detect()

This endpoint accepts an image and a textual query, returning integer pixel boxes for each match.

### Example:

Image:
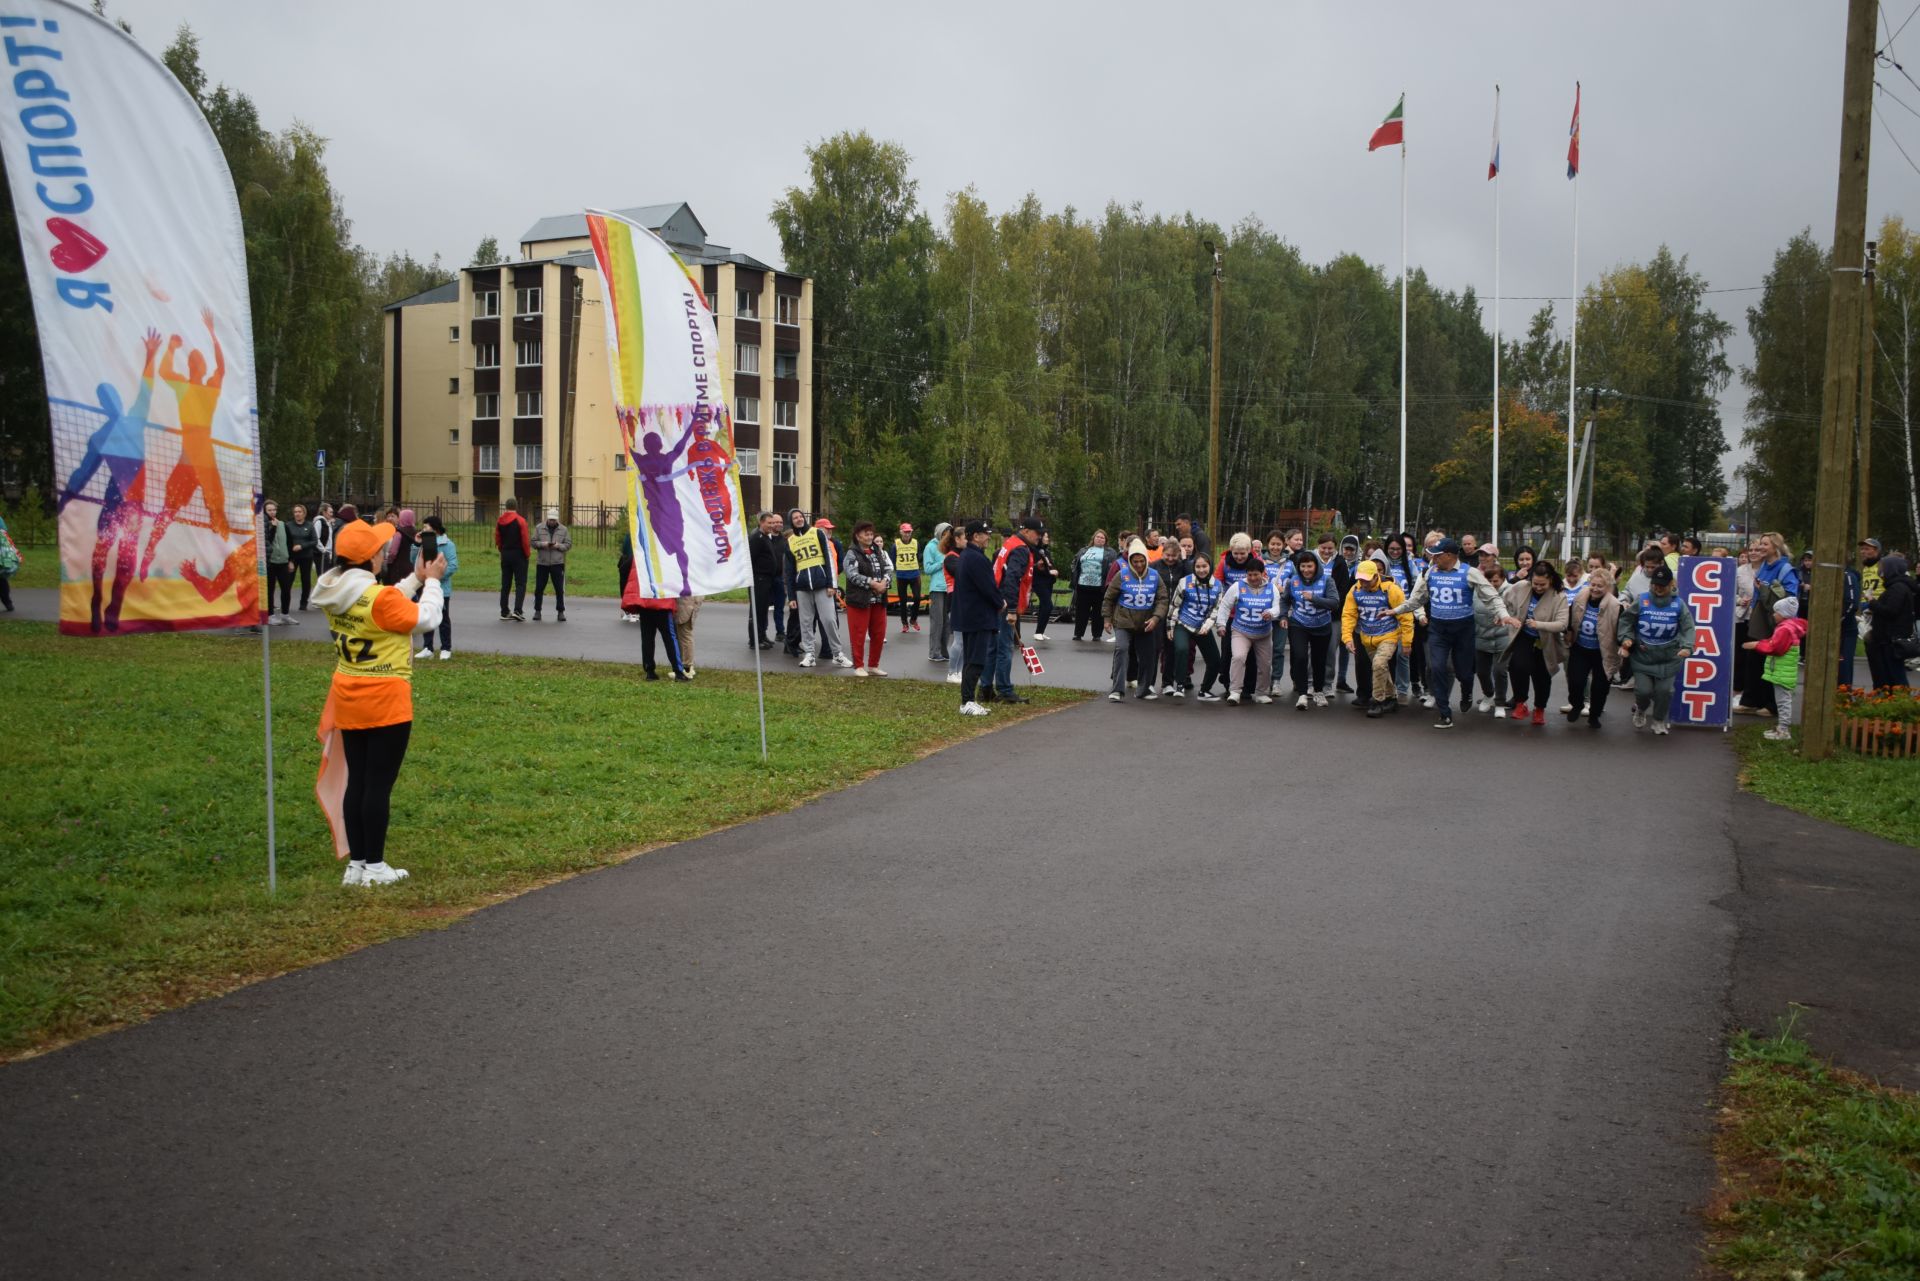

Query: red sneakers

[1512,703,1529,720]
[1530,708,1546,727]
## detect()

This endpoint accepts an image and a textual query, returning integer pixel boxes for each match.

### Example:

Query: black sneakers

[1434,711,1454,729]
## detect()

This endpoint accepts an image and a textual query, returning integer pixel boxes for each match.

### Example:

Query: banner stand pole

[259,611,278,895]
[748,580,768,761]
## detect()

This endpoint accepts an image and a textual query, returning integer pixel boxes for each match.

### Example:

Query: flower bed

[1835,685,1920,758]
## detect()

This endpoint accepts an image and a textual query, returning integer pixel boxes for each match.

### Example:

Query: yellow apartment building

[381,202,815,524]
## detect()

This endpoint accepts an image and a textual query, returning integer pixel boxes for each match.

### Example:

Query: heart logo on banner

[45,217,109,274]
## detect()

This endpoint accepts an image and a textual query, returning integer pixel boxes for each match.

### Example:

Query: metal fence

[405,498,630,548]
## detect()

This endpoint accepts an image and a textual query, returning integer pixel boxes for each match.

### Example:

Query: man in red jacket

[495,497,531,620]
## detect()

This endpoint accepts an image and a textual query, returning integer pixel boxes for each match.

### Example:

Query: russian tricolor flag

[1567,81,1581,179]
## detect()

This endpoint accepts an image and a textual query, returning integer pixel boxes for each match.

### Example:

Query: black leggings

[1508,634,1552,709]
[340,721,411,866]
[899,575,923,625]
[1565,644,1611,720]
[1289,625,1332,694]
[1033,578,1053,633]
[292,554,314,608]
[1073,585,1104,639]
[270,562,294,614]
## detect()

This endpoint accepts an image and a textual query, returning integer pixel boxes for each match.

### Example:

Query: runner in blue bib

[1395,537,1519,728]
[1281,552,1339,708]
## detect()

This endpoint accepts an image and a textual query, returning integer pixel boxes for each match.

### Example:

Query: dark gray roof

[519,202,705,250]
[383,279,458,311]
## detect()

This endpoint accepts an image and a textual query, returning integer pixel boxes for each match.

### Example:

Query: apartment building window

[514,443,543,474]
[772,452,797,487]
[450,479,460,494]
[776,294,800,326]
[474,291,499,318]
[774,399,797,428]
[476,444,499,473]
[515,285,542,316]
[773,351,798,379]
[475,343,498,369]
[450,428,460,444]
[735,289,759,319]
[475,392,499,419]
[516,339,542,367]
[737,447,760,477]
[735,394,759,424]
[516,390,542,418]
[735,342,759,375]
[705,290,719,314]
[449,325,460,342]
[448,377,459,394]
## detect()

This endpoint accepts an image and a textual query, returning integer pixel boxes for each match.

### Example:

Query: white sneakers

[1226,692,1242,705]
[1653,721,1672,737]
[439,650,452,660]
[1253,694,1274,705]
[1494,706,1509,719]
[343,860,410,886]
[1102,634,1116,643]
[1420,693,1436,708]
[869,667,888,677]
[945,672,963,684]
[959,701,989,716]
[1144,689,1158,701]
[831,654,855,668]
[1632,708,1649,729]
[1109,691,1123,702]
[1763,725,1792,741]
[853,667,869,677]
[1033,632,1049,643]
[1296,694,1311,710]
[1312,692,1329,707]
[799,654,817,668]
[415,645,433,658]
[1170,687,1185,699]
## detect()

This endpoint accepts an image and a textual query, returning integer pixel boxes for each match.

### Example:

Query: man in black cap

[985,518,1043,704]
[1394,536,1518,728]
[949,519,1003,714]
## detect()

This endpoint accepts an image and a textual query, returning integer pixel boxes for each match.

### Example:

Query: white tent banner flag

[0,0,260,636]
[586,207,750,599]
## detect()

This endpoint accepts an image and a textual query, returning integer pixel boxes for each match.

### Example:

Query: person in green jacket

[263,499,295,626]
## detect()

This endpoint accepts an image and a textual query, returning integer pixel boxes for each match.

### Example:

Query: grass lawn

[1734,725,1920,850]
[1708,1017,1920,1279]
[3,544,57,590]
[0,622,1084,1058]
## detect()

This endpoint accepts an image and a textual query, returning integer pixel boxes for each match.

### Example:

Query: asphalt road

[0,662,1737,1278]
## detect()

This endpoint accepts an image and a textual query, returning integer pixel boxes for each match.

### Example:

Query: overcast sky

[110,0,1920,482]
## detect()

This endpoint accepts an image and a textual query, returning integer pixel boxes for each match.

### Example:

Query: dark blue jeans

[990,616,1018,696]
[1425,615,1478,714]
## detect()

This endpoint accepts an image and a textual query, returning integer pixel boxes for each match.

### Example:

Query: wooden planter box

[1837,716,1920,758]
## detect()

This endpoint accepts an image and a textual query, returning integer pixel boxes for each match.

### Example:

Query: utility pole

[1802,0,1877,762]
[1206,241,1223,539]
[1856,240,1878,547]
[558,274,584,522]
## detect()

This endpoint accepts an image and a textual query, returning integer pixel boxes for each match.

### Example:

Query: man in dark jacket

[747,511,785,648]
[495,498,531,620]
[1865,553,1916,689]
[951,519,1004,715]
[986,518,1042,704]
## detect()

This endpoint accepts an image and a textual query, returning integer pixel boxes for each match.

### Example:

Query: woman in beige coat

[1563,566,1623,727]
[1501,560,1570,726]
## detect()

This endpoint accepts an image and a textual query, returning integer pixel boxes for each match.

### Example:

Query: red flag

[1369,95,1405,151]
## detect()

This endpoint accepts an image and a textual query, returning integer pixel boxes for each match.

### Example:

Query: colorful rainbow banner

[585,209,749,599]
[0,0,262,635]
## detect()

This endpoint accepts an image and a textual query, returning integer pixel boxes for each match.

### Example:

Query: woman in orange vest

[312,518,445,886]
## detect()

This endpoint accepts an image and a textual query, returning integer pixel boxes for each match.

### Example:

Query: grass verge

[1733,725,1920,850]
[0,621,1083,1058]
[1708,1016,1920,1279]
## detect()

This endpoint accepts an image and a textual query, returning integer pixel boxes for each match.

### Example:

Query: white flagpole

[748,579,768,761]
[1491,84,1502,552]
[1398,101,1409,538]
[259,601,277,895]
[1564,84,1580,564]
